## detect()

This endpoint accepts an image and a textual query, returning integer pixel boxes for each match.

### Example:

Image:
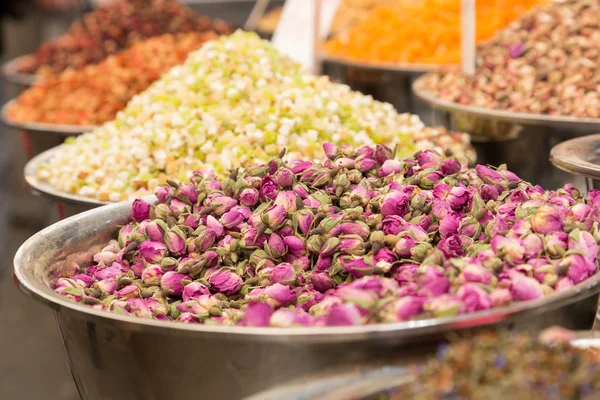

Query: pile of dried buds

[419,0,600,117]
[8,33,215,126]
[38,31,474,202]
[389,330,600,399]
[50,143,600,327]
[16,0,231,75]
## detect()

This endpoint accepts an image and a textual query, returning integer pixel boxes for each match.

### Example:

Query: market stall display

[13,145,600,398]
[11,0,232,77]
[413,0,600,189]
[34,31,474,204]
[6,32,217,126]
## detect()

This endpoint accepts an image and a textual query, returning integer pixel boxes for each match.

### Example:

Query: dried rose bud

[139,241,169,264]
[262,283,295,307]
[93,265,124,280]
[260,176,279,201]
[164,228,186,256]
[182,282,210,301]
[532,205,563,235]
[261,205,287,228]
[241,302,272,327]
[96,278,117,295]
[379,159,402,177]
[561,254,596,284]
[145,220,165,242]
[141,265,163,285]
[160,271,189,297]
[380,191,410,217]
[275,168,294,188]
[178,182,199,204]
[270,308,314,327]
[510,271,543,301]
[117,284,140,299]
[239,188,259,207]
[270,263,296,285]
[93,251,116,266]
[207,269,243,295]
[130,199,151,222]
[324,303,362,326]
[392,296,424,321]
[342,256,374,278]
[156,186,174,203]
[179,313,200,324]
[456,283,492,312]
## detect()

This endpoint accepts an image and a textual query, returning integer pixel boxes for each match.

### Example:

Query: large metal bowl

[412,76,600,190]
[321,54,439,125]
[550,134,600,191]
[1,55,38,89]
[1,100,97,159]
[13,199,600,399]
[24,145,108,219]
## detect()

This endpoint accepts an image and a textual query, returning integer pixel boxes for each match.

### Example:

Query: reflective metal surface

[13,200,600,399]
[550,134,600,192]
[1,56,38,88]
[248,331,600,400]
[412,76,599,190]
[321,55,439,125]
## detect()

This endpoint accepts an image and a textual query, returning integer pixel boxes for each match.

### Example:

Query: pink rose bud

[179,313,200,324]
[523,234,544,258]
[117,284,140,299]
[439,212,461,237]
[394,296,424,321]
[555,276,574,291]
[139,241,168,264]
[145,221,165,242]
[562,254,596,284]
[378,159,402,177]
[296,209,314,235]
[194,229,217,252]
[170,198,190,214]
[481,184,500,201]
[293,255,311,271]
[261,205,287,228]
[130,258,145,277]
[532,205,563,235]
[156,186,174,203]
[93,251,116,265]
[374,144,393,164]
[97,278,117,295]
[260,176,279,201]
[380,191,410,217]
[177,295,220,315]
[283,235,306,257]
[93,265,124,280]
[182,282,211,301]
[207,215,224,237]
[323,142,339,160]
[274,191,298,212]
[71,274,94,288]
[489,288,513,307]
[475,165,504,185]
[325,304,362,326]
[336,286,378,314]
[568,229,599,263]
[184,214,201,230]
[267,233,286,257]
[394,234,417,258]
[491,236,524,265]
[118,224,134,246]
[437,234,464,258]
[270,308,314,327]
[241,227,267,248]
[130,199,151,221]
[456,283,492,312]
[342,256,374,278]
[178,182,198,204]
[510,272,543,301]
[339,235,366,256]
[424,295,464,318]
[276,168,295,188]
[293,183,309,199]
[311,272,335,292]
[271,263,297,285]
[356,157,377,172]
[381,215,407,235]
[447,186,469,211]
[441,158,461,175]
[165,230,186,256]
[460,263,492,284]
[416,150,443,168]
[141,265,163,285]
[315,255,333,272]
[220,209,245,229]
[264,283,296,307]
[160,271,188,297]
[544,231,567,258]
[241,302,272,327]
[207,269,243,295]
[209,195,238,216]
[239,188,259,207]
[206,179,222,192]
[338,222,370,239]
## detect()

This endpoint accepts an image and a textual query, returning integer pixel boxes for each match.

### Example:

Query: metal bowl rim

[24,145,109,206]
[321,53,439,74]
[13,198,600,341]
[1,100,98,135]
[549,134,600,179]
[412,75,600,128]
[1,55,38,86]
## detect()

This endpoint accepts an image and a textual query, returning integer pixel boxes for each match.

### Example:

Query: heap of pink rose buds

[50,143,600,327]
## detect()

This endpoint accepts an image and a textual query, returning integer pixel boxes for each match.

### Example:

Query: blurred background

[0,1,282,398]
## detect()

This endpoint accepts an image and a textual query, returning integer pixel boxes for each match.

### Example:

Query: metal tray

[1,55,38,88]
[13,199,600,399]
[550,134,600,191]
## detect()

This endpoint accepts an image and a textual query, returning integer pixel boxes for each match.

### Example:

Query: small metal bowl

[13,198,600,399]
[1,55,38,89]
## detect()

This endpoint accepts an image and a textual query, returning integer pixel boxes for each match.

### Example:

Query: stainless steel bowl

[321,55,439,125]
[412,76,600,190]
[1,100,97,159]
[13,199,600,399]
[248,331,600,400]
[24,145,108,219]
[1,55,38,89]
[550,134,600,191]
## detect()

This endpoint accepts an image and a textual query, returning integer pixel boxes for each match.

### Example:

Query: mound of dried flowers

[419,0,600,117]
[50,143,600,327]
[17,0,232,76]
[388,331,600,399]
[38,31,473,202]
